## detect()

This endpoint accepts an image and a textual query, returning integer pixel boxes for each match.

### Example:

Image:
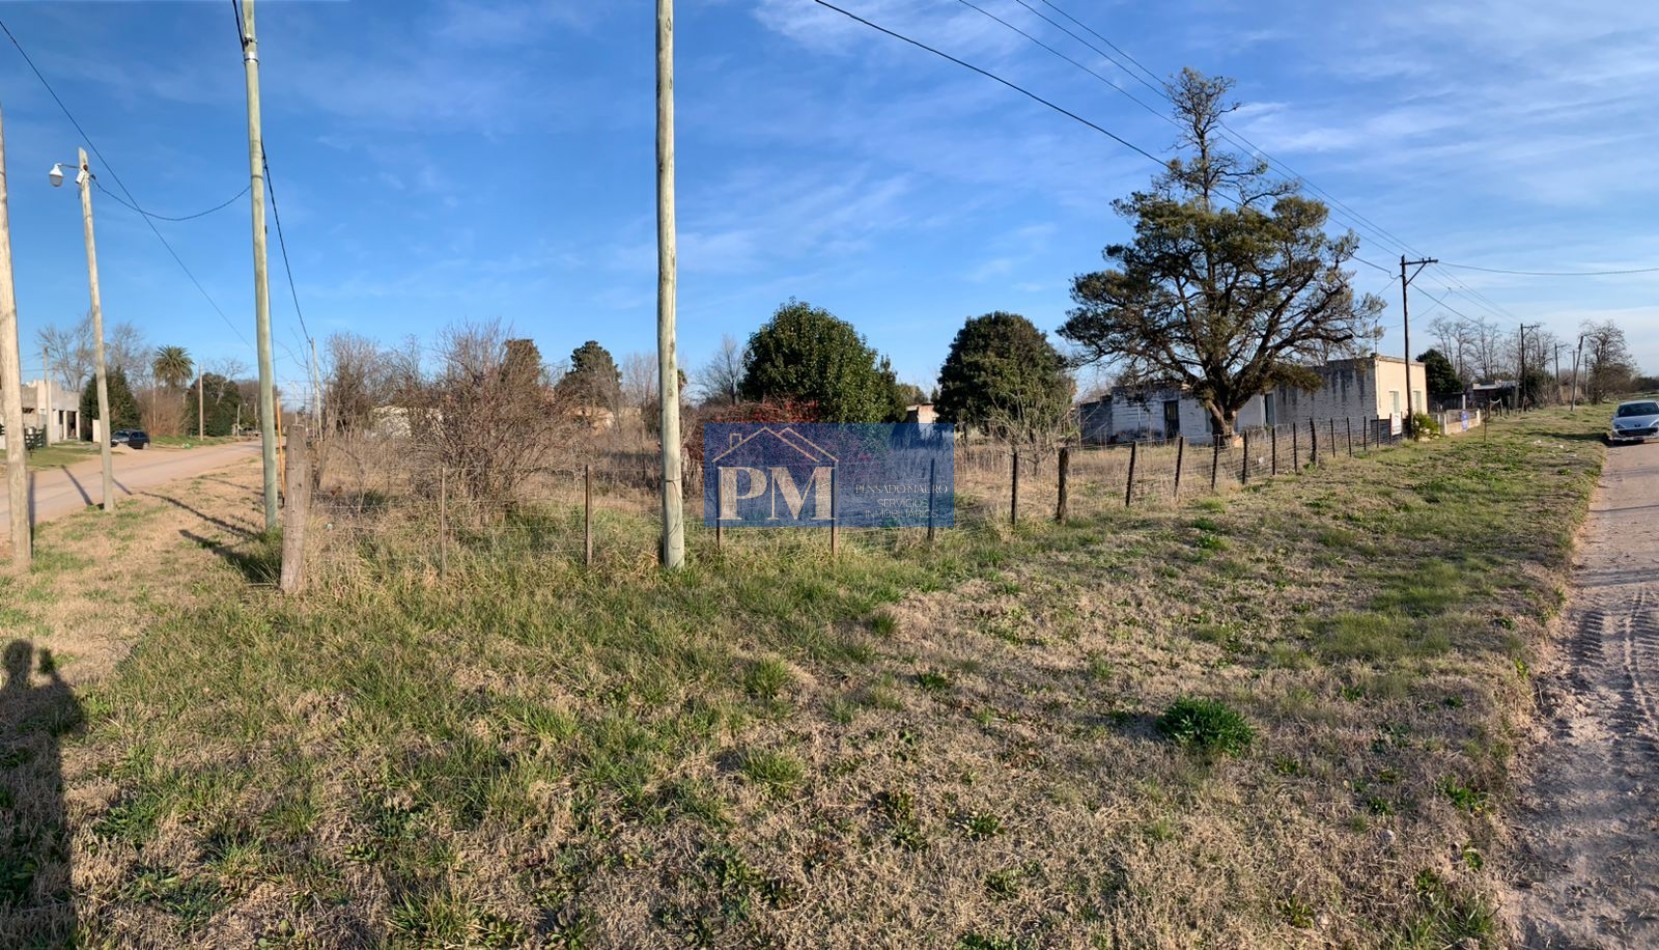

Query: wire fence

[283,410,1485,590]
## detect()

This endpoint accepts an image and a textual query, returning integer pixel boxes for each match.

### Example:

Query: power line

[949,0,1175,128]
[810,0,1166,167]
[92,180,250,222]
[1440,261,1659,277]
[0,16,254,351]
[262,150,314,347]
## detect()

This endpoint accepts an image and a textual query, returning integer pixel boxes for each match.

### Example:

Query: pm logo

[712,427,836,523]
[702,423,956,530]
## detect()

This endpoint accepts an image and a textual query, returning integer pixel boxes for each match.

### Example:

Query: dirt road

[0,442,259,533]
[1511,438,1659,946]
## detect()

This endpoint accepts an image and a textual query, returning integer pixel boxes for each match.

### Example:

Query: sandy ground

[0,441,258,533]
[1510,438,1659,946]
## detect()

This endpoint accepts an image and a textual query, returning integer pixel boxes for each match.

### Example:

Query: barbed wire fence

[277,408,1487,591]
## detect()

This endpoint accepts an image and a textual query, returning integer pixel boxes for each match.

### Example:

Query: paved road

[0,442,259,533]
[1512,438,1659,946]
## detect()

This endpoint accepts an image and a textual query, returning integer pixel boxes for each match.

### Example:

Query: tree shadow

[0,641,84,945]
[179,529,280,585]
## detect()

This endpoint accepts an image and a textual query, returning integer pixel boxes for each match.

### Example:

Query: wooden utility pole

[1571,333,1584,410]
[239,0,279,531]
[1399,256,1437,437]
[41,348,51,445]
[0,106,28,568]
[1518,323,1541,410]
[309,336,322,430]
[76,149,115,513]
[197,371,205,439]
[655,0,684,569]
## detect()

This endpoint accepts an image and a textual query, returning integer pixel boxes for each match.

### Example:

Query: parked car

[111,428,150,450]
[1609,400,1659,444]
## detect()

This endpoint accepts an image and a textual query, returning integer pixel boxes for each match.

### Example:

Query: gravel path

[1511,438,1659,946]
[0,442,259,533]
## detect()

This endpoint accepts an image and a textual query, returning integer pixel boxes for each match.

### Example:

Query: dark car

[112,429,150,450]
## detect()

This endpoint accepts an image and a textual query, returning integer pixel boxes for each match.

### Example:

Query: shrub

[1410,412,1442,438]
[1155,697,1255,755]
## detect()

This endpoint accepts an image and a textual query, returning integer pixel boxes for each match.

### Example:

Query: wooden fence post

[584,463,593,567]
[1328,418,1336,458]
[1209,438,1220,492]
[439,465,449,576]
[1309,418,1318,466]
[1346,418,1353,458]
[1056,446,1070,523]
[1240,431,1250,485]
[1173,435,1185,500]
[1270,427,1278,476]
[279,423,311,594]
[1292,424,1300,469]
[1124,441,1138,508]
[830,466,840,557]
[1010,446,1019,526]
[927,457,937,544]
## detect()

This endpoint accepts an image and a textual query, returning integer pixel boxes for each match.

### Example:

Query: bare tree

[324,332,392,433]
[408,320,575,510]
[38,314,93,392]
[693,334,745,406]
[1581,319,1636,404]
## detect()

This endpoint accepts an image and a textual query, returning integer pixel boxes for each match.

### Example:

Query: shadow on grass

[179,529,280,585]
[146,492,257,541]
[0,641,83,946]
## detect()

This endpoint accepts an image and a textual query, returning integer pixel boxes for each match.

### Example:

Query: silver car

[1609,399,1659,444]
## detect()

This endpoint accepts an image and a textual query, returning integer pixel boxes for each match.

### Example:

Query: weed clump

[1155,697,1255,756]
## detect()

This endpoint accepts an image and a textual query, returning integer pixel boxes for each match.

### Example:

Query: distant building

[1078,355,1429,445]
[22,379,77,443]
[904,403,937,425]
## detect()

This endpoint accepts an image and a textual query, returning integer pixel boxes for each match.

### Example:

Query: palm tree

[152,346,193,391]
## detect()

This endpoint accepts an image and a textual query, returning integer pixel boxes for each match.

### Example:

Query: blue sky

[1,0,1655,401]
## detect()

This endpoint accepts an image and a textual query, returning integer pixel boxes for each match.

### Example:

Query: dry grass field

[0,408,1605,947]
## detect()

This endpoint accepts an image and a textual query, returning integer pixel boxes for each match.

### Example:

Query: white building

[1079,355,1429,445]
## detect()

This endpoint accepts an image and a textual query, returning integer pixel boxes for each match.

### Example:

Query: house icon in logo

[709,426,838,523]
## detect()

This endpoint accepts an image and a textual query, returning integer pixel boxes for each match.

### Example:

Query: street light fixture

[50,151,114,512]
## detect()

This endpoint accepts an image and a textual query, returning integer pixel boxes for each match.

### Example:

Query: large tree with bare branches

[1059,68,1384,436]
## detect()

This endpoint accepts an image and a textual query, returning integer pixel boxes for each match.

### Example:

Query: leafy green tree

[1058,69,1385,436]
[183,373,244,437]
[1417,348,1463,399]
[152,345,193,390]
[936,312,1072,438]
[557,340,619,407]
[80,366,141,436]
[739,299,905,423]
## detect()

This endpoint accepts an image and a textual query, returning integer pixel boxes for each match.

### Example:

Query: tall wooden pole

[0,108,28,567]
[41,348,52,445]
[77,149,115,513]
[240,0,279,531]
[197,371,205,439]
[655,0,684,569]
